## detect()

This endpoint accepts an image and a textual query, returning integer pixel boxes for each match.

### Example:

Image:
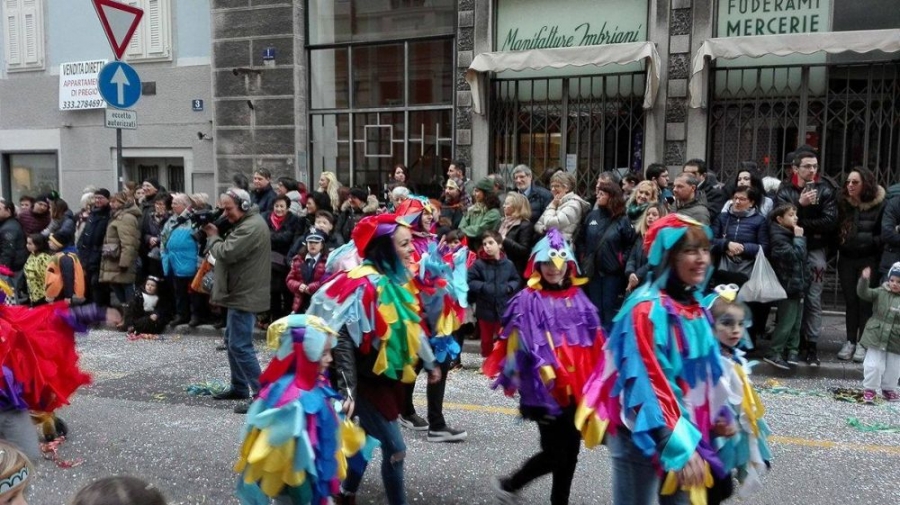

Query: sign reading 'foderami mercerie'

[497,0,646,52]
[718,0,831,37]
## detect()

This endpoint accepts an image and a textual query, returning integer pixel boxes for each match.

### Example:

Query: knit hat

[889,262,900,280]
[349,187,368,202]
[35,193,52,204]
[49,229,74,249]
[475,177,494,194]
[94,188,111,200]
[144,177,161,190]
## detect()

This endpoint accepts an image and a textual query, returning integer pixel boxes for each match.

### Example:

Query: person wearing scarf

[263,196,303,325]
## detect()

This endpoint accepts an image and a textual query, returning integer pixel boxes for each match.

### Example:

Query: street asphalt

[22,317,900,505]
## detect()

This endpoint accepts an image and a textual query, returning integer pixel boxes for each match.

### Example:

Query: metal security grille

[707,61,900,311]
[490,72,646,194]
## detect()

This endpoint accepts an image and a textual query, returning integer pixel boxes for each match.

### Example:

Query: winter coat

[17,209,51,235]
[459,204,502,251]
[625,233,650,284]
[285,190,304,216]
[711,208,770,276]
[880,193,900,274]
[698,176,727,216]
[521,184,553,223]
[838,185,885,259]
[41,210,76,239]
[126,290,171,334]
[336,197,378,244]
[501,220,535,277]
[534,192,591,243]
[0,217,26,272]
[264,211,303,257]
[439,197,464,229]
[141,210,169,256]
[285,248,329,313]
[858,276,900,355]
[675,198,711,225]
[775,179,838,251]
[251,184,278,214]
[579,207,634,276]
[206,206,271,313]
[467,253,520,322]
[99,204,142,284]
[768,223,809,298]
[160,212,199,278]
[76,206,111,273]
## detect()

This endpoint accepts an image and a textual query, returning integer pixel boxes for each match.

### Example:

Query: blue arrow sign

[97,61,141,109]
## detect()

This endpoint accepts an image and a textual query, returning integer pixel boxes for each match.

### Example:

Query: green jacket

[459,204,501,240]
[858,276,900,354]
[99,204,142,285]
[207,206,271,313]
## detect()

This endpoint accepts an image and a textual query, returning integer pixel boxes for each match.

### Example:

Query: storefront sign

[59,59,107,111]
[497,0,646,52]
[718,0,831,37]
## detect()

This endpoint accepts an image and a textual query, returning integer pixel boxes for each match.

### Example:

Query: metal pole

[116,127,123,191]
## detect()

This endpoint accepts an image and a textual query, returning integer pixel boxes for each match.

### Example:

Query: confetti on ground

[40,436,85,468]
[185,379,229,397]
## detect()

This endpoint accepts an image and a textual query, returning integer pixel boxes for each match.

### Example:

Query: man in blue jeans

[202,187,271,413]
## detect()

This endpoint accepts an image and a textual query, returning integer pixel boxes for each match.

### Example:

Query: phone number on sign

[61,99,104,110]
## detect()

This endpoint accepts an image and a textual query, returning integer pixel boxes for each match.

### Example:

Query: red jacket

[285,249,329,313]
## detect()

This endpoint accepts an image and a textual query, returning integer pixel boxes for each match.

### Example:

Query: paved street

[25,326,900,505]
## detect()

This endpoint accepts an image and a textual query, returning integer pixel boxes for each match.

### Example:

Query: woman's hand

[726,241,744,256]
[626,273,639,291]
[677,452,706,488]
[342,399,355,419]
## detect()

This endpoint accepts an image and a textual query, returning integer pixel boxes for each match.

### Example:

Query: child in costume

[235,314,370,505]
[125,276,169,335]
[45,230,85,305]
[23,234,52,306]
[857,264,900,403]
[706,286,771,503]
[467,230,520,358]
[578,213,729,505]
[0,441,34,505]
[483,228,604,505]
[307,213,441,505]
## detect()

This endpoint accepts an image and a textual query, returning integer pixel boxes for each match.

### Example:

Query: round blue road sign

[97,61,141,110]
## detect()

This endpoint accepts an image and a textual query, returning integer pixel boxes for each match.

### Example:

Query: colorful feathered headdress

[351,213,407,254]
[395,196,434,229]
[643,213,712,267]
[524,228,586,288]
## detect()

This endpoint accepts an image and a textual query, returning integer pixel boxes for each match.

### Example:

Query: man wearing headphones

[202,187,271,413]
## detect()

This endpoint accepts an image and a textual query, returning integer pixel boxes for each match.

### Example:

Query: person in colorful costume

[578,213,729,505]
[307,213,441,505]
[0,276,107,462]
[234,314,373,505]
[483,228,604,505]
[704,285,771,504]
[393,198,469,441]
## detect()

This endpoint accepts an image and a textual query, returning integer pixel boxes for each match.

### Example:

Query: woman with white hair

[161,192,202,327]
[534,171,590,243]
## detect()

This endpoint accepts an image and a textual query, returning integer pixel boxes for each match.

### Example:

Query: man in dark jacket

[203,188,270,414]
[250,169,277,214]
[76,189,112,305]
[337,187,376,242]
[683,159,726,216]
[880,187,900,276]
[775,149,838,366]
[512,164,552,223]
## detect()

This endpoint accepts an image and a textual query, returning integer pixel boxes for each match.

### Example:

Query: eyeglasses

[846,180,861,186]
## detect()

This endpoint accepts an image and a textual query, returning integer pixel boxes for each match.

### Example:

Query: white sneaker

[852,344,866,363]
[836,341,855,361]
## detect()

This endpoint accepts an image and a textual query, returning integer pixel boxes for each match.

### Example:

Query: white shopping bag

[738,250,787,303]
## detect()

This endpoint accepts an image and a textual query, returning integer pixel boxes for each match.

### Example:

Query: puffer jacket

[534,192,591,242]
[160,212,199,278]
[625,233,650,284]
[501,220,535,277]
[264,211,303,257]
[775,179,838,251]
[838,185,885,259]
[711,208,770,269]
[76,205,111,272]
[206,206,271,313]
[467,252,520,322]
[880,193,900,274]
[579,207,635,275]
[857,276,900,355]
[99,204,142,284]
[0,217,26,271]
[768,222,810,298]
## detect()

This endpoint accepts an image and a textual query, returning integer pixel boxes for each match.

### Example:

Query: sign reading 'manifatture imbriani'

[718,0,831,37]
[497,0,646,52]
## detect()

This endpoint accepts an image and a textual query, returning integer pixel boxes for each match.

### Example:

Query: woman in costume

[307,214,442,505]
[483,228,604,505]
[578,213,728,505]
[235,314,371,505]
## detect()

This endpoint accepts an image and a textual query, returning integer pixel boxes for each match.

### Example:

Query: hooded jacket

[838,185,885,259]
[99,204,142,284]
[857,276,900,355]
[768,222,810,298]
[206,206,271,313]
[534,192,591,243]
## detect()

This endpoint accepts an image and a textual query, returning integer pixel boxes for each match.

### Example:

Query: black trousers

[837,254,878,343]
[507,404,581,505]
[402,359,451,430]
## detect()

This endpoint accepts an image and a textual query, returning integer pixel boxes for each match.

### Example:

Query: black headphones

[227,190,250,211]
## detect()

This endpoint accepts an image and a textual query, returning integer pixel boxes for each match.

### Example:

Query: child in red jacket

[285,229,329,313]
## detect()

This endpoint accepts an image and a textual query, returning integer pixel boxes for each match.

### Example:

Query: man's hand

[428,367,442,384]
[677,452,706,488]
[342,398,355,419]
[150,314,158,321]
[626,273,639,291]
[799,188,817,207]
[202,223,219,237]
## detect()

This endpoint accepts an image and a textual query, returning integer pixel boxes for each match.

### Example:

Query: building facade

[0,0,214,205]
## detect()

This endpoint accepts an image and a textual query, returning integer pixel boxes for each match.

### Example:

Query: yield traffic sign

[92,0,144,60]
[97,61,141,109]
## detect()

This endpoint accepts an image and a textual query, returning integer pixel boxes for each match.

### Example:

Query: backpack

[45,252,85,302]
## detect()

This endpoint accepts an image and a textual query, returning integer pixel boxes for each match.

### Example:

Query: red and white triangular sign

[92,0,144,61]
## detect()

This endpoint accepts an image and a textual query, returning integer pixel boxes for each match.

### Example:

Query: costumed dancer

[395,197,469,441]
[307,214,442,505]
[483,228,604,505]
[0,277,109,462]
[577,213,729,505]
[234,314,372,505]
[704,285,771,504]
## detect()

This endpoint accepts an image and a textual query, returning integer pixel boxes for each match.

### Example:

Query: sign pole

[116,127,124,191]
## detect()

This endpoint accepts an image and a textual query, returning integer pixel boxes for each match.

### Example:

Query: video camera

[175,208,224,229]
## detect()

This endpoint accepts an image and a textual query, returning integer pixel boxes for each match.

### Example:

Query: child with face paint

[0,442,34,505]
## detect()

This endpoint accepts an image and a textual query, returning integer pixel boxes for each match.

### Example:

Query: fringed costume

[483,228,604,505]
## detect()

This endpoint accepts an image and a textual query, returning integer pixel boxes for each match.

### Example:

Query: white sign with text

[59,60,108,111]
[105,109,137,130]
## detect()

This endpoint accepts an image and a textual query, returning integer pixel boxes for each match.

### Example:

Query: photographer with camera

[202,188,270,414]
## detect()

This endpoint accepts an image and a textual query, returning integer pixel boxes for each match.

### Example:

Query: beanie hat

[475,177,495,194]
[50,229,74,249]
[35,193,52,204]
[144,177,161,190]
[349,187,368,201]
[889,262,900,280]
[94,188,111,200]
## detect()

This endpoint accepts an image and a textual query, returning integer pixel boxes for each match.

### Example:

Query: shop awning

[689,29,900,108]
[465,41,661,114]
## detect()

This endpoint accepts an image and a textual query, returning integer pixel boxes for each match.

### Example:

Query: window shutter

[124,0,143,58]
[146,0,165,56]
[4,0,21,66]
[21,0,39,65]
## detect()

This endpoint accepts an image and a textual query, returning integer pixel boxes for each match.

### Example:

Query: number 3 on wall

[192,99,204,111]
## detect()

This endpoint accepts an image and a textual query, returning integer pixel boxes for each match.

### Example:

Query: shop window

[308,0,456,45]
[353,44,404,108]
[2,0,44,71]
[123,0,171,61]
[4,153,58,203]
